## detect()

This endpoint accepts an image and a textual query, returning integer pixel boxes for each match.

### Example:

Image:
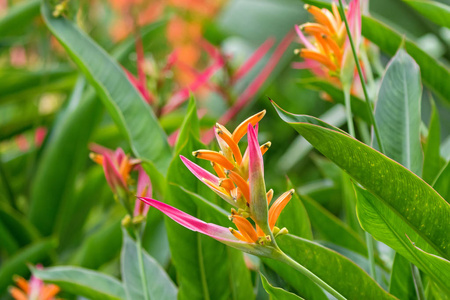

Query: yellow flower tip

[219,178,235,191]
[193,150,235,170]
[304,4,311,10]
[232,110,266,143]
[192,151,199,157]
[121,214,132,227]
[229,227,249,242]
[294,48,301,55]
[89,152,103,165]
[289,189,295,196]
[275,227,289,238]
[266,189,274,204]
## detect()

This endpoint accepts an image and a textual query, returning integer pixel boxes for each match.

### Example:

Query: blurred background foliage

[0,0,450,299]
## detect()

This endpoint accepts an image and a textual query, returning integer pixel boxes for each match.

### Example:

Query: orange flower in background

[9,267,60,300]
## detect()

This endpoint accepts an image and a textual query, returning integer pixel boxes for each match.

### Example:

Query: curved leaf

[41,0,171,172]
[266,235,394,300]
[273,103,450,261]
[433,161,450,204]
[403,0,450,28]
[356,186,450,292]
[260,274,304,300]
[32,266,126,300]
[121,229,177,300]
[374,49,422,175]
[389,254,417,300]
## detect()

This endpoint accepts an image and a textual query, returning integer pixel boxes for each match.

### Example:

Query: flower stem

[343,86,356,137]
[365,232,376,278]
[135,227,151,300]
[338,0,384,153]
[275,250,347,300]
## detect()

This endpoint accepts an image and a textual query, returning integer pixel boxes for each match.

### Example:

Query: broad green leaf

[389,253,417,300]
[356,186,450,292]
[0,0,40,38]
[267,235,394,299]
[32,266,126,300]
[0,238,56,294]
[297,78,371,122]
[300,194,367,258]
[28,78,103,236]
[41,0,171,172]
[164,100,254,300]
[423,99,442,184]
[374,49,422,175]
[121,229,177,300]
[302,0,450,103]
[403,0,450,28]
[260,274,304,300]
[273,104,450,261]
[433,161,450,203]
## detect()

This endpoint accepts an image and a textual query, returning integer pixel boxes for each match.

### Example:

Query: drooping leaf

[260,273,304,300]
[374,49,422,176]
[273,104,450,262]
[41,0,171,172]
[121,229,177,300]
[403,0,450,28]
[355,186,450,292]
[302,0,450,103]
[32,266,126,300]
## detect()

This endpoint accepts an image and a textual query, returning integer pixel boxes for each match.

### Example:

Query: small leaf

[32,266,126,300]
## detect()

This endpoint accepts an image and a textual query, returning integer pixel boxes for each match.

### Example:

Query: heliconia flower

[133,166,152,217]
[89,145,140,194]
[170,113,294,245]
[9,265,60,300]
[138,197,277,256]
[294,0,361,87]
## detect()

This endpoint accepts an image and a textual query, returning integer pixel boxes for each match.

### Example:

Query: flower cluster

[89,144,152,223]
[140,111,294,252]
[9,266,60,300]
[294,0,362,90]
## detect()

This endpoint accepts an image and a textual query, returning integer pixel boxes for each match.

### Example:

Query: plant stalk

[343,86,356,137]
[135,227,151,300]
[365,232,376,278]
[275,250,347,300]
[338,0,384,154]
[411,264,425,300]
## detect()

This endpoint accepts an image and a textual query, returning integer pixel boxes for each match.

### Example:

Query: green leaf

[165,101,254,300]
[267,235,394,299]
[121,229,177,300]
[389,253,417,300]
[403,0,450,28]
[0,202,40,248]
[355,186,450,292]
[433,161,450,204]
[0,0,40,38]
[273,104,450,261]
[0,238,56,294]
[302,0,450,103]
[28,78,103,236]
[260,273,304,300]
[32,266,126,300]
[41,0,171,172]
[300,194,367,258]
[374,49,422,175]
[297,78,371,123]
[423,99,442,184]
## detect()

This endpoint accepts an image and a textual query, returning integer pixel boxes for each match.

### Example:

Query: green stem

[275,250,347,300]
[135,228,151,300]
[338,0,384,154]
[343,86,356,137]
[411,264,425,300]
[365,232,376,279]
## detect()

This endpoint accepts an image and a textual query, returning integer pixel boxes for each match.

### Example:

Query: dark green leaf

[0,0,40,38]
[121,229,177,300]
[33,266,126,300]
[389,253,417,300]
